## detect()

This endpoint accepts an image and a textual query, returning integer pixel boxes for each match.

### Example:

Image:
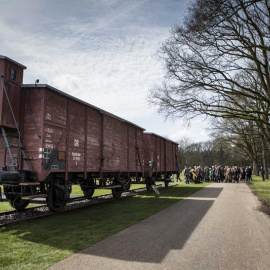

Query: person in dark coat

[240,167,246,182]
[246,166,252,182]
[204,167,210,182]
[215,166,221,183]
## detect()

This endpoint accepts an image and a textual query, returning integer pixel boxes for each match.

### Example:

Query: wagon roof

[143,132,178,145]
[0,55,27,69]
[21,84,145,130]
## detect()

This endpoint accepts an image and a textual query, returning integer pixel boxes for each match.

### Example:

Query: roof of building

[0,55,27,69]
[143,132,178,145]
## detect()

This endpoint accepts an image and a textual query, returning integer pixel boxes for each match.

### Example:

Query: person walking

[225,166,232,183]
[260,166,265,181]
[246,166,252,182]
[184,166,190,184]
[240,167,246,182]
[204,167,210,182]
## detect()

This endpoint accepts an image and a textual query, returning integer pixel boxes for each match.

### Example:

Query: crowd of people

[183,165,253,184]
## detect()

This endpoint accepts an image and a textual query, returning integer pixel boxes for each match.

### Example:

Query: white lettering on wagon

[74,139,79,147]
[45,113,52,121]
[45,128,54,133]
[44,128,54,149]
[45,143,54,149]
[72,152,81,165]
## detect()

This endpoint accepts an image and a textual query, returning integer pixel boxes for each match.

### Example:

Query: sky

[0,0,211,143]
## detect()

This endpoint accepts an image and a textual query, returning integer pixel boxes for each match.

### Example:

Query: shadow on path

[188,187,223,198]
[78,186,223,263]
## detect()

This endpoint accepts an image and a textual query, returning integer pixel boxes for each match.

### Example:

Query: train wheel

[47,185,66,212]
[81,178,95,199]
[83,188,95,199]
[8,195,30,212]
[112,187,122,198]
[112,177,123,198]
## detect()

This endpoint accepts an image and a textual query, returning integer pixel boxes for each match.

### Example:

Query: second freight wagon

[143,132,179,188]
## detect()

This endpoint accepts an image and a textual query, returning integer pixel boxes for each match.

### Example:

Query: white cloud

[0,0,210,143]
[168,127,210,143]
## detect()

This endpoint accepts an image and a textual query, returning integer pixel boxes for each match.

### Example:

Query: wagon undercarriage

[0,172,135,211]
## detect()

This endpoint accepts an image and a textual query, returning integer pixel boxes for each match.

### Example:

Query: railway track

[0,184,173,227]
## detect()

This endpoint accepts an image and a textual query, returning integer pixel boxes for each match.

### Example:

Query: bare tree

[178,138,248,168]
[177,137,192,170]
[150,0,270,134]
[210,118,263,174]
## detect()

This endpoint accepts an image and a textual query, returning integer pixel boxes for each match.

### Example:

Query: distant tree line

[178,137,252,172]
[178,118,269,176]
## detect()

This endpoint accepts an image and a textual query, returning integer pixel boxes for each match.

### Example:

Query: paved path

[48,183,270,270]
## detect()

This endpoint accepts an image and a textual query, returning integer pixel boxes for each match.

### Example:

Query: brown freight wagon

[143,132,179,188]
[0,56,145,211]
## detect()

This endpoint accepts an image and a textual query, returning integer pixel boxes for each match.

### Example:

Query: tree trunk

[252,160,258,176]
[262,135,269,179]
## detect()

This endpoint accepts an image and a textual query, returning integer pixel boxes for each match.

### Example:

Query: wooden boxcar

[143,132,179,187]
[0,56,144,211]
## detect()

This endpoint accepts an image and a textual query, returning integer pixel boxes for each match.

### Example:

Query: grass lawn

[0,181,208,270]
[0,202,39,212]
[248,175,270,211]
